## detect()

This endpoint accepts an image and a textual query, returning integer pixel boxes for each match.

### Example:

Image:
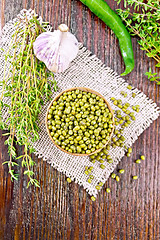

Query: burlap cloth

[0,9,159,197]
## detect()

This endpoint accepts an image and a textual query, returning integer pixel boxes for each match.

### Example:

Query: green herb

[115,0,160,85]
[0,15,57,187]
[80,0,134,76]
[145,68,160,85]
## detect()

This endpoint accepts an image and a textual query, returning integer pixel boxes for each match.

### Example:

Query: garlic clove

[58,24,69,32]
[33,24,79,73]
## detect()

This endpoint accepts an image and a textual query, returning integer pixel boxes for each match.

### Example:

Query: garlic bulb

[33,24,79,73]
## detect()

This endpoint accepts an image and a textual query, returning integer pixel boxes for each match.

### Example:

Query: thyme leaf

[115,0,160,85]
[0,14,57,187]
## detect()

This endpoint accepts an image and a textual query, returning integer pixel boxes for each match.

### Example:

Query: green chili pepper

[80,0,134,76]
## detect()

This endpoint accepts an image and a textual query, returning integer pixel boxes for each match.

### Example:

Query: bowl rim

[45,87,114,156]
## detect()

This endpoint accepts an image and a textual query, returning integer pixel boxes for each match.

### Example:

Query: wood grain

[0,0,160,239]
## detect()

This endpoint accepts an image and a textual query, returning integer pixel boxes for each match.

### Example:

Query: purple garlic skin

[33,24,79,73]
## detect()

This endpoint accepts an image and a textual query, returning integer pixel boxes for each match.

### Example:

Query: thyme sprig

[0,15,57,187]
[115,0,160,85]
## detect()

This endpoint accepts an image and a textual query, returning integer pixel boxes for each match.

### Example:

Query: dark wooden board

[0,0,159,239]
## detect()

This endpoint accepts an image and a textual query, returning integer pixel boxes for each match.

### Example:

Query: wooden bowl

[46,87,114,156]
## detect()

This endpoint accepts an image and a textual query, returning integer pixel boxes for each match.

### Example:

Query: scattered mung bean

[91,196,96,201]
[141,155,145,160]
[106,188,111,193]
[119,169,125,174]
[133,176,138,180]
[136,159,141,164]
[111,173,116,178]
[116,176,120,182]
[67,178,72,183]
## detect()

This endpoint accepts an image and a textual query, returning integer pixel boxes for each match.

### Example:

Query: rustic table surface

[0,0,159,239]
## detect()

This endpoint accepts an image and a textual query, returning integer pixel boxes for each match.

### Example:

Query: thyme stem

[1,14,57,186]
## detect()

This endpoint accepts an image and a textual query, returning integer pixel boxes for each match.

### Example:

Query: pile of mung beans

[47,89,114,154]
[47,85,145,201]
[87,88,144,201]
